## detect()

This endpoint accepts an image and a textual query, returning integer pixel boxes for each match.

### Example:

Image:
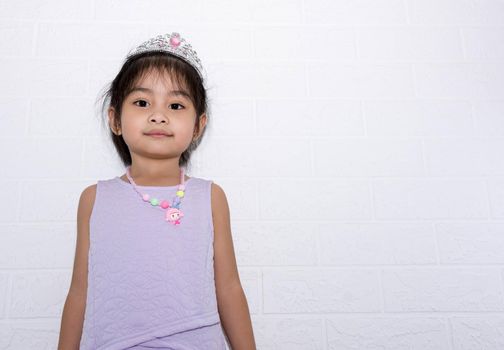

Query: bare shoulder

[210,182,234,231]
[68,183,97,297]
[211,182,241,292]
[211,182,229,216]
[77,184,97,225]
[80,184,97,208]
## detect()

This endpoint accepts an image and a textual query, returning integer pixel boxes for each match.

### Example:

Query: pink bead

[179,185,185,191]
[142,193,150,201]
[160,200,170,209]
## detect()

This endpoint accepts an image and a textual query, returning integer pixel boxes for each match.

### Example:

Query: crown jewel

[126,32,205,81]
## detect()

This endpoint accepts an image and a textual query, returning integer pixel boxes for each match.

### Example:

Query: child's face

[110,69,202,160]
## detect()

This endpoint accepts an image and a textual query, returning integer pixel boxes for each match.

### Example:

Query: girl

[58,32,256,350]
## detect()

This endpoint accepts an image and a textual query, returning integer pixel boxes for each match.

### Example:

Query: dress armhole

[89,180,100,228]
[208,180,215,239]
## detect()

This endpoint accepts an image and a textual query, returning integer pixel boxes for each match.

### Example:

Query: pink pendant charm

[166,207,184,225]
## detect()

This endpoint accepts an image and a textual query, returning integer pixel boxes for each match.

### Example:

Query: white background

[1,0,504,349]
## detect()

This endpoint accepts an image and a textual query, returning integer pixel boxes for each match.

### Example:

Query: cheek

[120,119,144,138]
[174,119,196,133]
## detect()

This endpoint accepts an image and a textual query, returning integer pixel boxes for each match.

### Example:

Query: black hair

[96,50,210,169]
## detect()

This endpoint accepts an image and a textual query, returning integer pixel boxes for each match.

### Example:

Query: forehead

[134,67,186,90]
[127,68,192,100]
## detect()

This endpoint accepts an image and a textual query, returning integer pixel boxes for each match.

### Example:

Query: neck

[128,161,185,186]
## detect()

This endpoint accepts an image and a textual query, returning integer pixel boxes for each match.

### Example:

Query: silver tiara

[126,32,205,81]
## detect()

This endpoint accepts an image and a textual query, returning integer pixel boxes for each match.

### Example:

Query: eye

[170,103,185,110]
[133,100,149,107]
[132,100,184,110]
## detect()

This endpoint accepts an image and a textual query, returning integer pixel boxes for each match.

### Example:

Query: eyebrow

[128,87,191,100]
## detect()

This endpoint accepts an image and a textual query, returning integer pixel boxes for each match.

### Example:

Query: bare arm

[58,184,96,350]
[212,183,257,350]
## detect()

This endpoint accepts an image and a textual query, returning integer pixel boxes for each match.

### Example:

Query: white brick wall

[0,0,503,349]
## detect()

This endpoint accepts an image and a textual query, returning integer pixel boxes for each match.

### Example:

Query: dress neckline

[115,175,193,189]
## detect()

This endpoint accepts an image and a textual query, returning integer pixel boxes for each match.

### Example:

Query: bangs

[120,55,195,106]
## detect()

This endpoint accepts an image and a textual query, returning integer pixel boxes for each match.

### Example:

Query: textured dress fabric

[79,175,227,350]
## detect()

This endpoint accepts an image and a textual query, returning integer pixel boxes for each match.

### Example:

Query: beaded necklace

[125,165,186,226]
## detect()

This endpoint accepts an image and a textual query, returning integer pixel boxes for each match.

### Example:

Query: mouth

[144,133,173,137]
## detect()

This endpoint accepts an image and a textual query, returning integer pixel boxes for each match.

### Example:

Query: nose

[149,110,168,124]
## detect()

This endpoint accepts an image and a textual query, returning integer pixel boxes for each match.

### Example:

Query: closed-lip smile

[145,129,173,136]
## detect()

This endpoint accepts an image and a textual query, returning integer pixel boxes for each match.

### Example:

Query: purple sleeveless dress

[79,174,228,350]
